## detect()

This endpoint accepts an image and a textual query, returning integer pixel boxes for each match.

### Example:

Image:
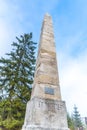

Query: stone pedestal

[22,97,68,130]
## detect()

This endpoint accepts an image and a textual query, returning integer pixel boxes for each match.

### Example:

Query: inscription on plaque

[45,87,54,95]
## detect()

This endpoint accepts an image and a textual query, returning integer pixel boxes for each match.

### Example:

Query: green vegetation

[0,33,37,130]
[73,105,83,129]
[67,113,74,130]
[67,105,83,130]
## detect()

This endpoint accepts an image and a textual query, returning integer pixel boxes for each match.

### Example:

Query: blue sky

[0,0,87,117]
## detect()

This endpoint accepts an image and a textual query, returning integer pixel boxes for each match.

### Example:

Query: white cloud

[58,48,87,116]
[0,1,25,56]
[0,0,60,57]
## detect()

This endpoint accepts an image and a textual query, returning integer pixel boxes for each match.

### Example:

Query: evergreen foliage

[0,33,37,130]
[67,113,74,130]
[73,105,83,129]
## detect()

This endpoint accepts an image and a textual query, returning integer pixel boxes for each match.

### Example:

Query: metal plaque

[45,87,54,95]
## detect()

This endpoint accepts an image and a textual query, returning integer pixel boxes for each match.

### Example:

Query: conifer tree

[73,105,83,129]
[0,33,37,130]
[0,33,37,102]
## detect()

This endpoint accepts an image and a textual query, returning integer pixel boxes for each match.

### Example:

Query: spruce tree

[0,33,37,130]
[0,33,37,102]
[73,105,82,129]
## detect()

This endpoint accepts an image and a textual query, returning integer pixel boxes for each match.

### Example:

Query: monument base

[22,97,69,130]
[22,125,69,130]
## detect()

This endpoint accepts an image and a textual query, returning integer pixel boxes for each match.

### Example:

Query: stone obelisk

[22,13,69,130]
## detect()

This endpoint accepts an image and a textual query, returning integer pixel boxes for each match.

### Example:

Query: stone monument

[22,13,69,130]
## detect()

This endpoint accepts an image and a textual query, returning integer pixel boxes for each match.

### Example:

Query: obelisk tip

[45,13,50,17]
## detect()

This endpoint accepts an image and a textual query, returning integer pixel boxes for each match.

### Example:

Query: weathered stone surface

[31,13,61,100]
[31,84,61,100]
[22,13,69,130]
[22,98,68,130]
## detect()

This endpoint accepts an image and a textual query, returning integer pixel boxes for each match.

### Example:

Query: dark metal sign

[45,87,54,95]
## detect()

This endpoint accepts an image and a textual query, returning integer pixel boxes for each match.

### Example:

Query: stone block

[22,97,68,130]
